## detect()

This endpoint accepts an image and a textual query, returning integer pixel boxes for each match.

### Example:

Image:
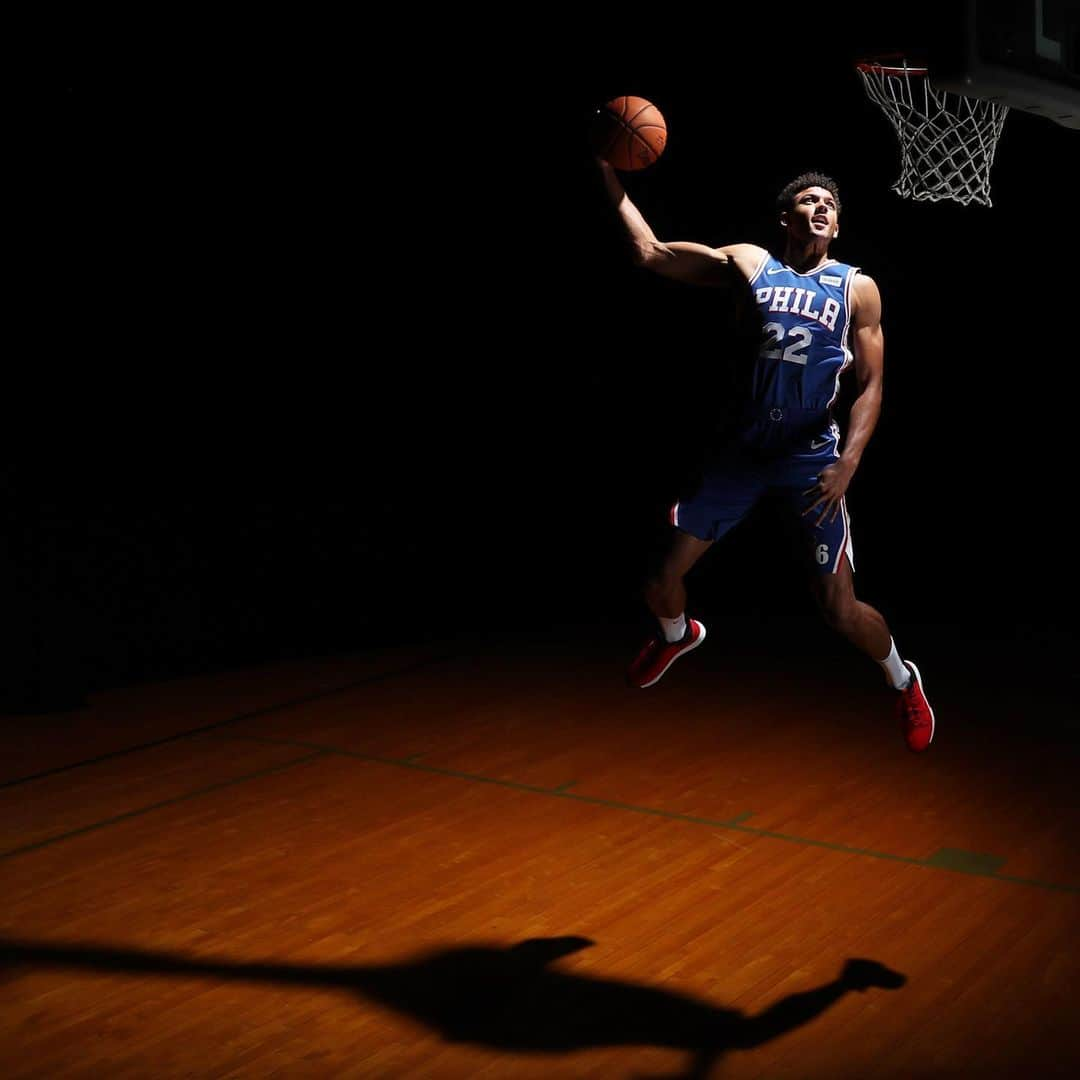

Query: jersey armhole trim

[748,250,771,286]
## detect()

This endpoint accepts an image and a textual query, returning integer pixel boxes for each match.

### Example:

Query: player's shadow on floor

[1,935,906,1078]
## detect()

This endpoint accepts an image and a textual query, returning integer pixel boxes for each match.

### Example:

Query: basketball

[591,96,667,171]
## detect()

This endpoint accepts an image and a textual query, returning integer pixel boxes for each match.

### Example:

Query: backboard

[930,0,1079,129]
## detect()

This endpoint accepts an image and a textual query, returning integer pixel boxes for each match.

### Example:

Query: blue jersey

[734,253,859,454]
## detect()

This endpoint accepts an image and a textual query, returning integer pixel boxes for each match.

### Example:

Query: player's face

[782,187,839,242]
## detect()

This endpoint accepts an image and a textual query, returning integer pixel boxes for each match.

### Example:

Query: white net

[857,61,1009,207]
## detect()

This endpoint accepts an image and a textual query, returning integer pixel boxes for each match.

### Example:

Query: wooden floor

[2,615,1077,1078]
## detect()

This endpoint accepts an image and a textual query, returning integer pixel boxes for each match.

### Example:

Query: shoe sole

[637,623,707,688]
[905,660,935,750]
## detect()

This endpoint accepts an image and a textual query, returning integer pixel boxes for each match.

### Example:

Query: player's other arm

[841,274,885,471]
[595,158,762,287]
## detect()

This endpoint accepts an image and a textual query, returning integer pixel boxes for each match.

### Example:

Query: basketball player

[596,158,935,752]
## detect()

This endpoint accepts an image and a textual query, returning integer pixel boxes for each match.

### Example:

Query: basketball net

[856,58,1009,207]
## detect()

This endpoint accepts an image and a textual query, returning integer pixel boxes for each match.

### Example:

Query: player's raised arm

[595,158,762,287]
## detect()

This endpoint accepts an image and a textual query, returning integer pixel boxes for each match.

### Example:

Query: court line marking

[0,653,456,791]
[5,728,1075,896]
[0,753,328,860]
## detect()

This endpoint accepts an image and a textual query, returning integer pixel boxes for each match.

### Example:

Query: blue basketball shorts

[670,430,855,575]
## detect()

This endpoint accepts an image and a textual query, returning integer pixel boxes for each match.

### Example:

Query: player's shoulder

[850,270,882,321]
[851,271,881,299]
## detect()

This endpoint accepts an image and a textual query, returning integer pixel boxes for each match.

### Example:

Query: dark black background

[7,9,1078,708]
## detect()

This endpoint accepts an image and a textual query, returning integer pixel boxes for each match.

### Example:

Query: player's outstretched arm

[595,158,762,287]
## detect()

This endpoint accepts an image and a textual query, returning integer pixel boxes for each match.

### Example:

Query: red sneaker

[897,660,935,752]
[627,619,707,688]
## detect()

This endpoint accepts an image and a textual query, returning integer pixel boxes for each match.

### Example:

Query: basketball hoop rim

[855,55,928,77]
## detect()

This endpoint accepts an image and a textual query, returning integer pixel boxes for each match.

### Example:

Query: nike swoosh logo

[810,437,832,449]
[766,268,786,275]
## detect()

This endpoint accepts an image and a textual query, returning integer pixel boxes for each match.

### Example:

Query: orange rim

[855,55,928,76]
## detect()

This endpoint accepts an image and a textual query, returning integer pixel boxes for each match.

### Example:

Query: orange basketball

[591,95,667,171]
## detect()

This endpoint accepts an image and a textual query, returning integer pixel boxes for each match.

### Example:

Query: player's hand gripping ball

[591,95,667,171]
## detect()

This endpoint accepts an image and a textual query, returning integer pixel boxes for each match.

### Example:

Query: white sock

[878,638,912,690]
[659,613,687,643]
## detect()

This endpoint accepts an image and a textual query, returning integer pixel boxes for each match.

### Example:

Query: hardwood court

[2,616,1077,1078]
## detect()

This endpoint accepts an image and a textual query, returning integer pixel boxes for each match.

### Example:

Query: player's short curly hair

[776,172,842,216]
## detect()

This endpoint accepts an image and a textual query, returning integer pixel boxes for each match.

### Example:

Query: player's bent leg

[644,529,714,620]
[628,529,712,689]
[810,556,891,661]
[630,453,763,691]
[809,558,935,751]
